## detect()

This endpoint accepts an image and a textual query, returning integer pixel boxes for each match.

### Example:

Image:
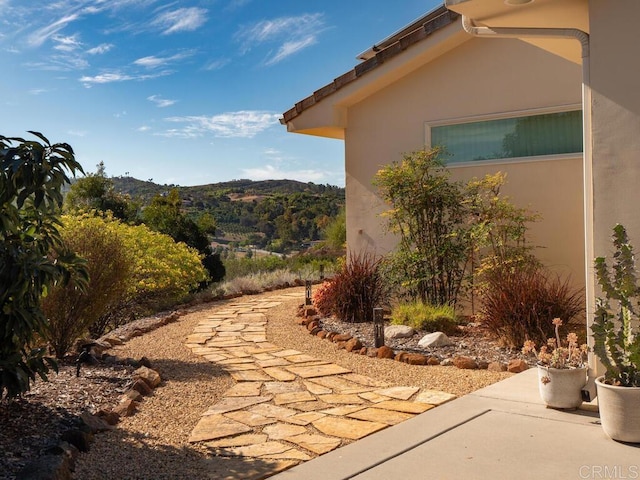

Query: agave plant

[591,224,640,387]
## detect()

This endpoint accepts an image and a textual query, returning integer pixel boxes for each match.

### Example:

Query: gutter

[460,15,596,397]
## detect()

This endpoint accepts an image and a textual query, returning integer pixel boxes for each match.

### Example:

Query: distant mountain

[111,177,345,253]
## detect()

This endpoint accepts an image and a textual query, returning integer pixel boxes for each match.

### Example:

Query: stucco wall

[345,36,585,287]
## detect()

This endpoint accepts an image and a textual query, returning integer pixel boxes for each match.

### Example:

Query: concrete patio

[273,369,640,480]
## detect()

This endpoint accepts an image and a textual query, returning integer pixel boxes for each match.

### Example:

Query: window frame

[424,104,584,167]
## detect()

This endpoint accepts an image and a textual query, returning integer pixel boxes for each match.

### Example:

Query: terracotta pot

[537,364,587,409]
[596,376,640,443]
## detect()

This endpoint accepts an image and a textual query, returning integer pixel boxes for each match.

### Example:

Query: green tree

[374,147,469,306]
[323,208,346,250]
[1,132,86,399]
[65,162,136,221]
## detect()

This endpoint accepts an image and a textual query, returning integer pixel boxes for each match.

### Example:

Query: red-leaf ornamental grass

[313,251,389,323]
[478,264,584,348]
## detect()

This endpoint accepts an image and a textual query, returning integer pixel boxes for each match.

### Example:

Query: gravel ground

[72,287,512,479]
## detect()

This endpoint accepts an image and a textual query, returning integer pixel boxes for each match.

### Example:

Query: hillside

[111,177,345,253]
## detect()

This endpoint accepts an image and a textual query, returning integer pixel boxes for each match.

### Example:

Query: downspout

[461,16,597,398]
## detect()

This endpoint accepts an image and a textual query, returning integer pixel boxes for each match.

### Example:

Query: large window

[429,110,583,164]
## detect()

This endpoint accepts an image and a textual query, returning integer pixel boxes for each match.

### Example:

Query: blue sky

[1,0,441,187]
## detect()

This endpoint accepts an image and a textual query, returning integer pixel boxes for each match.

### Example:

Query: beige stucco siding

[345,36,584,285]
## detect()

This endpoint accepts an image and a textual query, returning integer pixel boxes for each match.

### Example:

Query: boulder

[96,409,120,425]
[488,361,507,372]
[376,346,395,359]
[113,397,138,417]
[507,359,529,373]
[453,356,478,370]
[384,325,415,339]
[60,428,93,453]
[418,332,453,348]
[317,330,328,339]
[359,347,369,355]
[332,333,352,343]
[404,353,429,365]
[80,411,113,433]
[345,337,363,352]
[134,366,161,388]
[124,389,144,403]
[131,378,153,396]
[440,358,454,366]
[307,320,319,332]
[427,356,441,366]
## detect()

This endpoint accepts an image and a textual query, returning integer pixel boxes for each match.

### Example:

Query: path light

[319,264,324,281]
[374,307,385,347]
[305,280,312,306]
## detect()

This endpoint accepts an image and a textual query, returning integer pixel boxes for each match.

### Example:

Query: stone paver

[186,291,456,476]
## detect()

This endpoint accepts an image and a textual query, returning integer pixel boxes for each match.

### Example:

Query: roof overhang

[281,7,467,139]
[445,0,589,63]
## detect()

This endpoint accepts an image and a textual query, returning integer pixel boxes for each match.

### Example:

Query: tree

[374,147,469,306]
[65,162,136,221]
[1,132,86,399]
[323,208,346,250]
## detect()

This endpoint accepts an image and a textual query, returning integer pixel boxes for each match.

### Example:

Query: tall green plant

[592,224,640,387]
[0,132,86,399]
[374,148,468,306]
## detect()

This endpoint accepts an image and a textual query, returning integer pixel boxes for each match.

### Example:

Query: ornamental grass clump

[591,224,640,387]
[522,318,588,384]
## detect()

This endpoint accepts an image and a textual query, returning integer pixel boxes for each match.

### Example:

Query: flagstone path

[186,291,456,477]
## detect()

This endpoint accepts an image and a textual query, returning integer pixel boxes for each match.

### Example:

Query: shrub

[313,251,389,323]
[1,132,86,399]
[312,280,335,317]
[391,302,459,335]
[478,264,583,348]
[42,215,133,358]
[45,214,207,344]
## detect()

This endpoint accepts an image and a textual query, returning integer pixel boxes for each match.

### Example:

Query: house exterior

[281,1,640,369]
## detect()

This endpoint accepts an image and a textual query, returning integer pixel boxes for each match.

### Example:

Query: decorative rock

[113,397,138,417]
[488,361,507,372]
[427,356,441,365]
[507,359,529,373]
[310,326,323,336]
[404,353,428,366]
[18,453,72,480]
[453,356,478,370]
[138,356,152,368]
[440,358,454,366]
[359,347,369,355]
[102,336,123,346]
[345,337,362,352]
[96,409,120,425]
[124,388,144,402]
[332,333,352,343]
[376,346,395,359]
[303,306,317,317]
[418,332,453,348]
[80,411,113,433]
[477,360,489,370]
[131,378,153,396]
[306,320,319,332]
[384,325,415,339]
[394,352,408,362]
[60,428,93,453]
[317,330,328,339]
[134,365,161,388]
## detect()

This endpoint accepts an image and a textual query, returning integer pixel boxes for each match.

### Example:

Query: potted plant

[522,318,589,409]
[592,224,640,443]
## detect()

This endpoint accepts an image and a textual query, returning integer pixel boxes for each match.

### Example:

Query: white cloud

[53,33,82,52]
[133,51,193,69]
[137,125,151,132]
[235,13,325,65]
[28,13,79,47]
[29,88,49,95]
[203,58,230,71]
[147,94,176,108]
[79,69,170,87]
[160,111,280,139]
[151,7,207,35]
[241,164,327,183]
[87,43,113,55]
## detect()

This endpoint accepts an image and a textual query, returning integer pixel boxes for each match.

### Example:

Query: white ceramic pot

[537,364,587,409]
[596,376,640,443]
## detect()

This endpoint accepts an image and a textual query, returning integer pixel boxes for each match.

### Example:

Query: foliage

[216,269,300,297]
[111,177,344,254]
[42,214,132,358]
[465,172,541,302]
[312,280,336,317]
[0,132,86,399]
[478,263,584,348]
[592,224,640,387]
[523,318,588,383]
[323,208,346,250]
[374,148,469,306]
[65,162,137,222]
[312,251,388,323]
[390,301,459,335]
